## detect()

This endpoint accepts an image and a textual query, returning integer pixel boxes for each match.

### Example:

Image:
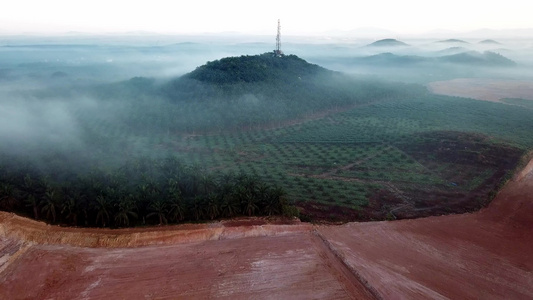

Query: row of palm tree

[0,156,298,228]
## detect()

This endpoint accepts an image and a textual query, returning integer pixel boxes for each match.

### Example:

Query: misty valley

[1,36,533,227]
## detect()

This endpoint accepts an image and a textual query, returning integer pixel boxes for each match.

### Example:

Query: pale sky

[1,0,532,35]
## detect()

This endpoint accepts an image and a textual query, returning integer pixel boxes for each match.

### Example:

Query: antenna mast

[274,19,283,57]
[276,19,281,52]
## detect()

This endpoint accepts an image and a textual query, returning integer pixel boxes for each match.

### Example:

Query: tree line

[0,155,298,228]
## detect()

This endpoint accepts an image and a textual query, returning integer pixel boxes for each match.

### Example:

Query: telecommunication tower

[273,19,284,57]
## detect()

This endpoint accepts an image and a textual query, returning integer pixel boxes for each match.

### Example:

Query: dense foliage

[0,155,298,227]
[185,53,326,84]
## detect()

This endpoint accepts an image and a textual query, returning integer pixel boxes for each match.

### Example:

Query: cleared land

[428,78,533,102]
[1,158,532,299]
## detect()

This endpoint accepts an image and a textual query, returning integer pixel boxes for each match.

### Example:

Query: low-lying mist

[1,35,531,158]
[0,35,531,166]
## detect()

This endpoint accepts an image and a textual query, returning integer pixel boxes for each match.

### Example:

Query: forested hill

[151,52,423,130]
[161,52,339,102]
[161,52,420,105]
[184,53,328,84]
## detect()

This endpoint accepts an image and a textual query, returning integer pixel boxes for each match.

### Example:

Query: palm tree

[160,155,183,179]
[24,195,39,220]
[199,174,217,195]
[61,186,88,226]
[61,194,79,226]
[94,195,111,227]
[168,182,186,222]
[114,195,138,227]
[263,186,285,216]
[167,178,181,196]
[220,194,239,218]
[41,188,59,223]
[0,183,17,211]
[138,181,159,208]
[256,183,270,213]
[234,184,258,217]
[243,196,259,217]
[22,175,40,219]
[241,175,259,197]
[147,199,169,225]
[184,164,202,195]
[190,196,205,221]
[169,197,186,223]
[205,193,219,220]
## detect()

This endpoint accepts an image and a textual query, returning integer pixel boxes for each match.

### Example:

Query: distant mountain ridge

[366,39,409,47]
[478,39,501,45]
[353,50,516,67]
[441,51,515,66]
[437,39,469,44]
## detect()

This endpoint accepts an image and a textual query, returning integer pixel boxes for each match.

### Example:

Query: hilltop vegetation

[184,53,326,84]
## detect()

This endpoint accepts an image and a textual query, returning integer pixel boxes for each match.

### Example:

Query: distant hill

[155,52,417,130]
[353,51,516,67]
[437,39,469,44]
[357,53,424,65]
[161,52,402,105]
[439,51,516,66]
[478,39,501,45]
[435,47,470,55]
[366,39,409,47]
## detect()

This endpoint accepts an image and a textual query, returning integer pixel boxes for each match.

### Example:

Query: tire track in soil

[311,229,382,300]
[0,241,32,275]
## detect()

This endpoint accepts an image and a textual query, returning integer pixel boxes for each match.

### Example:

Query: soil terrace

[1,159,533,299]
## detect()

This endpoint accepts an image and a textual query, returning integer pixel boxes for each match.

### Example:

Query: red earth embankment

[1,159,533,299]
[317,157,533,299]
[0,214,311,248]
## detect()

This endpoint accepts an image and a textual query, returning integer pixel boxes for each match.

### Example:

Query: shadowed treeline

[0,155,298,228]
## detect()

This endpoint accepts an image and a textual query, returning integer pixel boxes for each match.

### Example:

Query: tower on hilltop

[273,19,284,57]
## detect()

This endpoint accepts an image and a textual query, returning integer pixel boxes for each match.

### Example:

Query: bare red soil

[319,158,533,299]
[428,78,533,102]
[1,159,533,299]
